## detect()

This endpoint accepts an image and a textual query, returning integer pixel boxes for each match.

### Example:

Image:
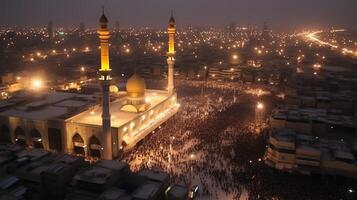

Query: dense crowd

[122,83,357,200]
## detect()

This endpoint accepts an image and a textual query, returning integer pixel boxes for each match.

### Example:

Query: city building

[0,144,185,200]
[265,128,357,178]
[270,106,356,139]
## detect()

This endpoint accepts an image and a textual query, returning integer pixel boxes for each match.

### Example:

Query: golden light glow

[98,20,111,72]
[32,79,43,90]
[168,18,176,55]
[313,64,322,69]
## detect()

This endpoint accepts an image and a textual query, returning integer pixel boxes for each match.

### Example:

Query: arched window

[121,105,139,113]
[14,127,26,146]
[30,129,43,149]
[72,133,85,156]
[89,135,101,158]
[0,125,11,144]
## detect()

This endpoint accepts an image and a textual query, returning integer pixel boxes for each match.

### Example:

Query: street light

[32,79,43,90]
[190,153,194,159]
[255,102,264,126]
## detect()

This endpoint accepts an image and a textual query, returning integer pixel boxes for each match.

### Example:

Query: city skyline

[1,0,357,30]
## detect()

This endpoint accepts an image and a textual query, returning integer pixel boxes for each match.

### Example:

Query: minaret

[98,8,112,160]
[167,10,176,94]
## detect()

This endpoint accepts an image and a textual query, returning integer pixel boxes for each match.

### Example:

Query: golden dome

[126,73,146,98]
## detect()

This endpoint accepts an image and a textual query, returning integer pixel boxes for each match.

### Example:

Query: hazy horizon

[1,0,357,31]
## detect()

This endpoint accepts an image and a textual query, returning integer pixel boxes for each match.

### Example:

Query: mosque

[0,11,179,160]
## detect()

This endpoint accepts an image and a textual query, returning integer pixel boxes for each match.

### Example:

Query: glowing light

[32,79,43,90]
[257,102,264,109]
[313,64,322,69]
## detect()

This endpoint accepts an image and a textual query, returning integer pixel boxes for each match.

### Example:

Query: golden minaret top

[167,10,176,56]
[98,7,111,72]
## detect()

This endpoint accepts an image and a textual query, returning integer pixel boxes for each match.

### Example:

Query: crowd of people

[122,82,357,200]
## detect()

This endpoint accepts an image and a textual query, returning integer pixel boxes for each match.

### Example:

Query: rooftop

[132,181,161,199]
[0,91,95,120]
[138,169,169,183]
[67,90,173,128]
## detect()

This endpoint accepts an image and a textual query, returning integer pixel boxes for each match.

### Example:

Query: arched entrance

[48,128,62,152]
[14,127,26,146]
[30,129,43,149]
[72,133,85,156]
[89,136,101,158]
[0,125,11,144]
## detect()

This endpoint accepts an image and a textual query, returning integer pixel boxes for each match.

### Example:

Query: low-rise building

[265,128,357,178]
[0,145,188,200]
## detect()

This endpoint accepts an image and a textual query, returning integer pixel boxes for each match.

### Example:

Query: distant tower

[47,21,53,40]
[262,22,270,40]
[97,8,112,160]
[167,10,176,94]
[79,23,85,33]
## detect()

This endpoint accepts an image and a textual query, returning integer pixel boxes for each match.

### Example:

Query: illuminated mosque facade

[0,11,179,160]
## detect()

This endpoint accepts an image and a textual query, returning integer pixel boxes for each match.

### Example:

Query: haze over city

[1,0,357,30]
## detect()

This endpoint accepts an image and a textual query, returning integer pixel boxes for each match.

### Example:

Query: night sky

[1,0,356,30]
